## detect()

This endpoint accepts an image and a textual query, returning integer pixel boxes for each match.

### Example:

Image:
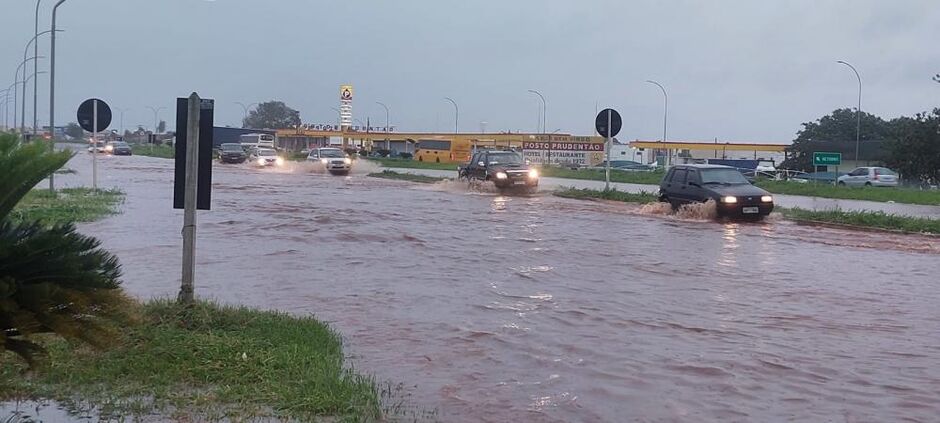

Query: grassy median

[755,180,940,206]
[367,157,457,171]
[130,144,175,159]
[9,188,124,225]
[554,187,657,203]
[0,300,381,422]
[553,186,940,235]
[368,170,449,184]
[779,208,940,235]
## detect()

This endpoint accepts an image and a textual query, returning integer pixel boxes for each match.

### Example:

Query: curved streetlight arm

[527,89,546,133]
[443,97,458,133]
[837,60,862,164]
[646,79,669,165]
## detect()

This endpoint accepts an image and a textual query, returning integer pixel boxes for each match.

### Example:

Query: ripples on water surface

[53,154,940,422]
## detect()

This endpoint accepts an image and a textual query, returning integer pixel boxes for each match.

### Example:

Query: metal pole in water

[605,109,612,191]
[92,99,97,190]
[179,93,200,304]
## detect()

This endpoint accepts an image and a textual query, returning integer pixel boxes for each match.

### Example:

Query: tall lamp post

[645,80,668,166]
[115,107,130,135]
[49,0,68,190]
[234,101,256,127]
[147,106,166,134]
[33,0,43,135]
[837,60,862,165]
[443,97,458,133]
[23,30,60,134]
[375,101,390,151]
[527,89,547,163]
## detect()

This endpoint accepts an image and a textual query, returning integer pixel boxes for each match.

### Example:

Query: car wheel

[864,182,872,187]
[838,181,846,186]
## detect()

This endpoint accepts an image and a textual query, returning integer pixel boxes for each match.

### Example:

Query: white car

[837,167,899,187]
[249,148,284,167]
[307,148,352,175]
[87,141,106,153]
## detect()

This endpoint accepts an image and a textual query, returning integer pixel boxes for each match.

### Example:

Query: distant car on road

[658,164,774,218]
[249,148,284,167]
[459,150,539,192]
[837,167,899,187]
[105,141,132,156]
[87,141,106,154]
[307,148,352,175]
[594,160,655,171]
[218,143,247,164]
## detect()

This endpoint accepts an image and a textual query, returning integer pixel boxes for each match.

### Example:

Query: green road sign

[813,152,842,166]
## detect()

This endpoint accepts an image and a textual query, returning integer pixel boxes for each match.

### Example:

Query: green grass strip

[9,188,124,225]
[0,300,381,422]
[368,170,448,184]
[780,208,940,235]
[553,187,657,203]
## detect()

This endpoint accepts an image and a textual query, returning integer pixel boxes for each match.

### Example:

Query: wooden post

[179,93,200,304]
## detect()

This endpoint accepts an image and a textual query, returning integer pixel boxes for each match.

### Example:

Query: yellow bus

[415,138,524,163]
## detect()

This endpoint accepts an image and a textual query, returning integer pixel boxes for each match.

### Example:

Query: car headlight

[761,195,773,203]
[528,169,539,178]
[721,196,738,204]
[343,157,352,165]
[321,158,329,164]
[495,172,508,180]
[257,158,266,165]
[275,157,285,166]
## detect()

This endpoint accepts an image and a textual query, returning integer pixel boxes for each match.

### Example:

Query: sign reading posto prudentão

[522,141,605,166]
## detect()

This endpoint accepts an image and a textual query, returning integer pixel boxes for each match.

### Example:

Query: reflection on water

[50,154,940,423]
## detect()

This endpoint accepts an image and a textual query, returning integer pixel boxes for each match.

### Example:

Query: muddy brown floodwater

[53,152,940,422]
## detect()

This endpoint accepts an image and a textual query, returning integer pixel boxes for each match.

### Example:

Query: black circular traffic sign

[77,98,112,133]
[595,108,622,138]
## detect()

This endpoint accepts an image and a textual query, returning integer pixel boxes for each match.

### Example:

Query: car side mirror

[477,161,485,167]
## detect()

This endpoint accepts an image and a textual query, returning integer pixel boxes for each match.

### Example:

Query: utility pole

[179,93,200,304]
[376,101,390,151]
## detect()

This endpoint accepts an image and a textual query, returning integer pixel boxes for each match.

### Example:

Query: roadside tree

[781,108,892,172]
[886,109,940,186]
[243,101,301,129]
[64,122,83,139]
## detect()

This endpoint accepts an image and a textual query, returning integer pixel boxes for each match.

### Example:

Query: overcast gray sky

[2,0,938,142]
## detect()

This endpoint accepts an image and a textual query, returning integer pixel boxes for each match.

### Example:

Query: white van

[239,133,276,150]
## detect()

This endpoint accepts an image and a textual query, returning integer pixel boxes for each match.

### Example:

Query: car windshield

[113,142,129,147]
[487,153,523,165]
[319,149,345,158]
[258,149,277,157]
[700,168,749,185]
[221,144,242,151]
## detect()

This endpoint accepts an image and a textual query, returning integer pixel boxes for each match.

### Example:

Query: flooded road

[56,152,940,422]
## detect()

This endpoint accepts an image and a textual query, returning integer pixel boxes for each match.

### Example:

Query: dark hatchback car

[659,164,774,218]
[459,150,539,191]
[106,141,132,156]
[218,143,247,164]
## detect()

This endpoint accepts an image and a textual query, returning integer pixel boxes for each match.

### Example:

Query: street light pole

[49,0,67,191]
[115,107,129,135]
[23,32,59,134]
[234,102,256,127]
[375,101,389,151]
[13,57,42,134]
[34,0,43,135]
[444,97,458,133]
[646,80,668,166]
[527,89,547,164]
[146,106,166,152]
[837,60,862,165]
